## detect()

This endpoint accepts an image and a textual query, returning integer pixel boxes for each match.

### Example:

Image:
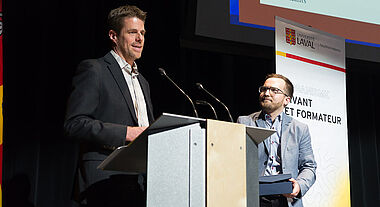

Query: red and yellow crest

[286,28,296,45]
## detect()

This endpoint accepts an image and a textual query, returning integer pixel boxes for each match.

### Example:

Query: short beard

[260,99,283,114]
[260,102,275,114]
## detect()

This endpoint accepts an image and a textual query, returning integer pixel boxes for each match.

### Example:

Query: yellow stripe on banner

[276,51,286,57]
[0,85,2,145]
[332,171,351,207]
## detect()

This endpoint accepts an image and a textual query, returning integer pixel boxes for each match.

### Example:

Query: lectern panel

[147,123,206,207]
[207,120,247,207]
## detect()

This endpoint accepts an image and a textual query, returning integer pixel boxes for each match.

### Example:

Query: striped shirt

[110,50,149,127]
[264,112,283,175]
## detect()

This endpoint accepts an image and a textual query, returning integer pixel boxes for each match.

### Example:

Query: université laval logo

[285,28,296,45]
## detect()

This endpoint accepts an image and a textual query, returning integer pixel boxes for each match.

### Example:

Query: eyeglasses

[258,86,289,97]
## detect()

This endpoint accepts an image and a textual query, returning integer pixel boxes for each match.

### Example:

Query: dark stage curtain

[3,0,380,206]
[346,59,380,206]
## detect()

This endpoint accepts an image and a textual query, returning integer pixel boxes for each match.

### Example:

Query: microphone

[196,83,233,122]
[195,100,218,120]
[158,68,199,118]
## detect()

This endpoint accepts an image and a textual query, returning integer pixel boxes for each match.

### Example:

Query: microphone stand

[159,68,199,118]
[196,83,233,122]
[195,100,218,120]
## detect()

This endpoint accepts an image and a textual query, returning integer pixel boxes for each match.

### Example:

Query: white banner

[275,17,350,206]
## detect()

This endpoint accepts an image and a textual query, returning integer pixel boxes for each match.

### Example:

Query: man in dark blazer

[238,74,316,207]
[64,5,154,207]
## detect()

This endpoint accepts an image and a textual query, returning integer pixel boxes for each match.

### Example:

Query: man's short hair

[107,5,147,34]
[265,73,294,98]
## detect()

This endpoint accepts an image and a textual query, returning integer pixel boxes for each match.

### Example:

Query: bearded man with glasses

[238,74,317,207]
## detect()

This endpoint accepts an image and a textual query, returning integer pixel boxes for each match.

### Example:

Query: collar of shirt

[110,50,139,76]
[264,112,283,126]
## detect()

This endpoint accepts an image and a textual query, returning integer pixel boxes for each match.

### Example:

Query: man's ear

[284,96,291,107]
[109,30,118,43]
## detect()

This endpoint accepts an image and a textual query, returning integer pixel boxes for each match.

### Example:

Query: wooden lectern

[98,113,275,207]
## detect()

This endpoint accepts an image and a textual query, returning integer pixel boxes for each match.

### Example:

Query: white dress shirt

[110,50,149,127]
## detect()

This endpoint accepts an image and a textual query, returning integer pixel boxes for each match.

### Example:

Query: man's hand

[283,178,300,198]
[126,126,148,142]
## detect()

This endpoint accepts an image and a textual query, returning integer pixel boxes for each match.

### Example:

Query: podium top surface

[246,126,276,145]
[146,113,206,131]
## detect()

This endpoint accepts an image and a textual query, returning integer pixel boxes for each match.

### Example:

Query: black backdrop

[3,0,380,206]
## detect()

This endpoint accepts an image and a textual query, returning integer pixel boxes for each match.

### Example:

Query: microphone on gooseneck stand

[195,83,233,122]
[195,100,218,120]
[158,68,199,118]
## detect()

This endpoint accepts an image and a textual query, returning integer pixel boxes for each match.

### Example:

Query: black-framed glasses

[258,86,289,97]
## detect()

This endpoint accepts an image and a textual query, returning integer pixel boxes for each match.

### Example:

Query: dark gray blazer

[64,52,154,202]
[238,111,317,207]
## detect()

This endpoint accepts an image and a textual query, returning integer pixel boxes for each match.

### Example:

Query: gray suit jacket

[238,111,317,207]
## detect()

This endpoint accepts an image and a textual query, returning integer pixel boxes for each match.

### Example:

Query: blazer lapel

[281,114,291,162]
[103,53,138,124]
